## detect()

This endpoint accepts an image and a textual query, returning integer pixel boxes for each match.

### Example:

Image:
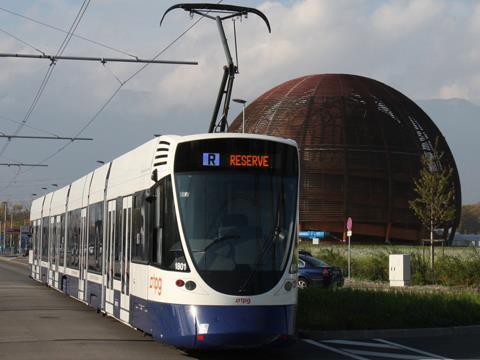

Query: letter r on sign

[202,153,220,166]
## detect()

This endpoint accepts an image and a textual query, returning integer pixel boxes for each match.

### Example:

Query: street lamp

[96,160,105,164]
[232,98,247,133]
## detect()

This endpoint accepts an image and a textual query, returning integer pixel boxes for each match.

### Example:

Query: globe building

[229,74,461,242]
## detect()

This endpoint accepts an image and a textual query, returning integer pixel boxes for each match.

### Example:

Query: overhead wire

[0,114,61,137]
[5,0,223,198]
[0,0,91,159]
[0,26,45,54]
[1,1,92,191]
[54,0,91,57]
[0,5,138,59]
[25,1,224,169]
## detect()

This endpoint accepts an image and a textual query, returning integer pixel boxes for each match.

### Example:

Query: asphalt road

[0,257,477,360]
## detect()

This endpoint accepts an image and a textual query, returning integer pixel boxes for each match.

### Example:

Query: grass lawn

[299,241,475,259]
[297,287,480,331]
[299,242,480,286]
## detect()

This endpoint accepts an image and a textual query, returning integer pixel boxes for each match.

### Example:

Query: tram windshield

[174,138,298,295]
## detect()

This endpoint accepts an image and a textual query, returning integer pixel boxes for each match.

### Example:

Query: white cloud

[469,2,480,34]
[371,0,446,37]
[438,83,470,99]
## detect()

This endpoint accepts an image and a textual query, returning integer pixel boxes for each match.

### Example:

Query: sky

[0,0,479,204]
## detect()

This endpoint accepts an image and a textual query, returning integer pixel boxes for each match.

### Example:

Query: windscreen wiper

[238,182,285,294]
[204,234,240,252]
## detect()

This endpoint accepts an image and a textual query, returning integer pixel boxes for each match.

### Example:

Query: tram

[29,133,299,349]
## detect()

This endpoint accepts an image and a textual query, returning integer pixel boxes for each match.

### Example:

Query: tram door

[32,220,40,280]
[54,216,61,289]
[120,196,132,323]
[104,200,116,316]
[78,208,88,302]
[48,217,55,286]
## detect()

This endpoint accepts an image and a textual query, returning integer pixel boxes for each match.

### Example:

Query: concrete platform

[0,258,186,360]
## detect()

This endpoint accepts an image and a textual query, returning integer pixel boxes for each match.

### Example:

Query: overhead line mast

[0,135,93,141]
[0,53,197,66]
[0,163,48,167]
[0,48,197,169]
[160,3,271,133]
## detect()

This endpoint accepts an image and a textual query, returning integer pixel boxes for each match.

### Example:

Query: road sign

[347,230,352,237]
[346,217,353,231]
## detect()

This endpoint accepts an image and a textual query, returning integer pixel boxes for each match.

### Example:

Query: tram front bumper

[150,303,296,349]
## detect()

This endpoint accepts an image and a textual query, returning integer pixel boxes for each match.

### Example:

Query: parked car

[298,253,344,289]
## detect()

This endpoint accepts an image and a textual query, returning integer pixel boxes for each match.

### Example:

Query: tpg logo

[202,153,220,166]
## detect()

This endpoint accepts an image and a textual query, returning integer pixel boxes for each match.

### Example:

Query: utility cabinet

[389,254,411,287]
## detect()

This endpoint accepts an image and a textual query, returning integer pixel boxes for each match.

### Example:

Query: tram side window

[41,217,49,262]
[132,191,148,263]
[88,202,103,274]
[152,176,188,272]
[67,209,81,269]
[59,214,66,267]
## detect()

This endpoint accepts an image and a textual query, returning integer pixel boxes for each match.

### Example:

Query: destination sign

[229,154,269,168]
[174,138,297,176]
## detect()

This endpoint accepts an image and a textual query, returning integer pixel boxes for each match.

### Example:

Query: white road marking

[346,349,432,359]
[302,339,370,360]
[375,339,454,360]
[324,339,399,349]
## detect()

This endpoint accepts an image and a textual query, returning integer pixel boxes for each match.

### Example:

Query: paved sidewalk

[0,258,186,360]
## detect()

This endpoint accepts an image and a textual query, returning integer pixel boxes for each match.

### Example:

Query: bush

[354,251,389,281]
[315,247,348,272]
[411,252,432,285]
[435,254,480,286]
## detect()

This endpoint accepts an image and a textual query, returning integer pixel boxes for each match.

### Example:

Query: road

[0,257,476,360]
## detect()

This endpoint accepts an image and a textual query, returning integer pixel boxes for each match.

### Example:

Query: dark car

[298,253,344,289]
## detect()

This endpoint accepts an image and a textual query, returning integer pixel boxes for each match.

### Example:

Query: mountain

[417,99,480,204]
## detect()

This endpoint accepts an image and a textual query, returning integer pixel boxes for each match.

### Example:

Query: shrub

[352,251,389,281]
[316,247,348,272]
[411,252,432,285]
[435,254,480,286]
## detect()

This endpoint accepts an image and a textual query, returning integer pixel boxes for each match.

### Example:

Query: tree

[458,203,480,234]
[409,143,456,277]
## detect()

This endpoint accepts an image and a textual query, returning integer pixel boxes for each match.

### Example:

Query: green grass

[297,287,480,330]
[300,242,480,286]
[300,242,475,259]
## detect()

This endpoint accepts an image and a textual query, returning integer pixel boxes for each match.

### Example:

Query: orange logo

[149,276,162,296]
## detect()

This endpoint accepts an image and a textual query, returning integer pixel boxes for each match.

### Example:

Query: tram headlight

[185,281,196,291]
[284,281,293,292]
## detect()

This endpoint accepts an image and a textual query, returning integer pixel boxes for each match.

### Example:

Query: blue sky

[0,0,479,203]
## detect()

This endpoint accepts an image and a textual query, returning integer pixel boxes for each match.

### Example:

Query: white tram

[29,133,299,349]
